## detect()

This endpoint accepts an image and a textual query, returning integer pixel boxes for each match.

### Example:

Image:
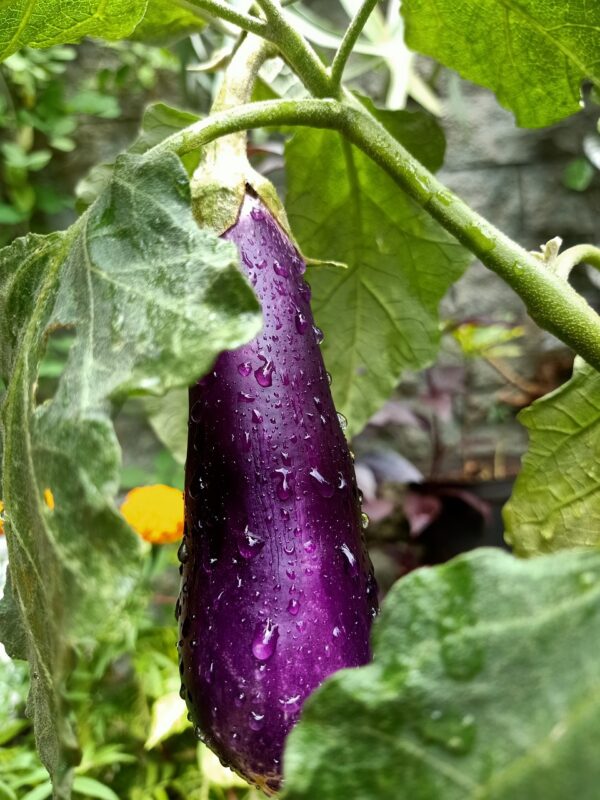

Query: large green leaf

[503,362,600,555]
[283,547,600,799]
[0,151,261,798]
[130,0,205,42]
[0,0,147,62]
[401,0,600,128]
[285,102,470,436]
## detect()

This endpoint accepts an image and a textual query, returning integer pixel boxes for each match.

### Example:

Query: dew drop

[177,540,189,564]
[361,512,369,530]
[255,355,275,387]
[295,310,309,334]
[234,691,246,707]
[239,391,255,403]
[238,361,252,377]
[250,206,265,221]
[273,260,289,277]
[337,412,348,431]
[309,467,335,498]
[252,408,263,424]
[312,325,324,344]
[190,400,203,423]
[287,598,300,616]
[337,471,347,489]
[252,619,279,661]
[303,539,316,554]
[340,543,358,575]
[249,710,265,731]
[299,279,311,301]
[256,258,267,269]
[239,527,266,559]
[273,467,293,500]
[279,694,301,712]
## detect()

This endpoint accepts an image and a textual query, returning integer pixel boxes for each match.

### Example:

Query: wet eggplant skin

[177,193,377,793]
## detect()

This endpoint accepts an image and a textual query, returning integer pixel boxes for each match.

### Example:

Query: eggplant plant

[0,1,599,800]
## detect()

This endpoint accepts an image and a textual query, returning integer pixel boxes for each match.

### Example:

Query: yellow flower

[44,488,55,510]
[121,484,184,545]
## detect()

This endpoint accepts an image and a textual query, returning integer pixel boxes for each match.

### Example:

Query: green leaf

[401,0,600,128]
[21,785,53,800]
[0,0,147,63]
[72,776,120,800]
[144,691,188,749]
[76,103,201,211]
[142,388,188,465]
[503,362,600,554]
[0,151,260,797]
[283,547,600,799]
[66,91,120,119]
[0,204,28,224]
[0,781,18,800]
[130,0,205,43]
[562,157,595,192]
[131,103,201,154]
[285,101,470,435]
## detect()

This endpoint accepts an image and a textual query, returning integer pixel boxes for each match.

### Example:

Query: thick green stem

[553,244,600,281]
[182,0,267,34]
[153,99,343,157]
[254,0,332,96]
[190,34,276,232]
[154,98,600,370]
[330,0,379,91]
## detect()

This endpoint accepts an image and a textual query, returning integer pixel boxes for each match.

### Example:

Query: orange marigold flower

[121,484,184,545]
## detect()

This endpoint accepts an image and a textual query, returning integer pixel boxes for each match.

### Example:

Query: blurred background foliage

[1,1,599,797]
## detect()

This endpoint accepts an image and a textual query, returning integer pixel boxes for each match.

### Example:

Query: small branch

[552,244,600,281]
[484,356,540,396]
[330,0,379,91]
[254,0,332,97]
[153,98,344,157]
[182,0,267,35]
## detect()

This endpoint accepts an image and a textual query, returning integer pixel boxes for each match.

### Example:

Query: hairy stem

[330,0,379,91]
[181,0,267,34]
[254,0,332,96]
[155,98,600,370]
[153,99,343,156]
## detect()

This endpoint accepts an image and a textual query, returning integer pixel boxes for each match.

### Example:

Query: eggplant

[177,193,377,793]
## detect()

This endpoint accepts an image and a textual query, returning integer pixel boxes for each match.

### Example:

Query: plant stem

[553,244,600,281]
[154,98,600,370]
[254,0,332,96]
[182,0,267,35]
[330,0,379,91]
[154,98,343,156]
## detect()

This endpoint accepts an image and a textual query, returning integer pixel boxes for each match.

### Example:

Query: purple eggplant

[177,192,377,793]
